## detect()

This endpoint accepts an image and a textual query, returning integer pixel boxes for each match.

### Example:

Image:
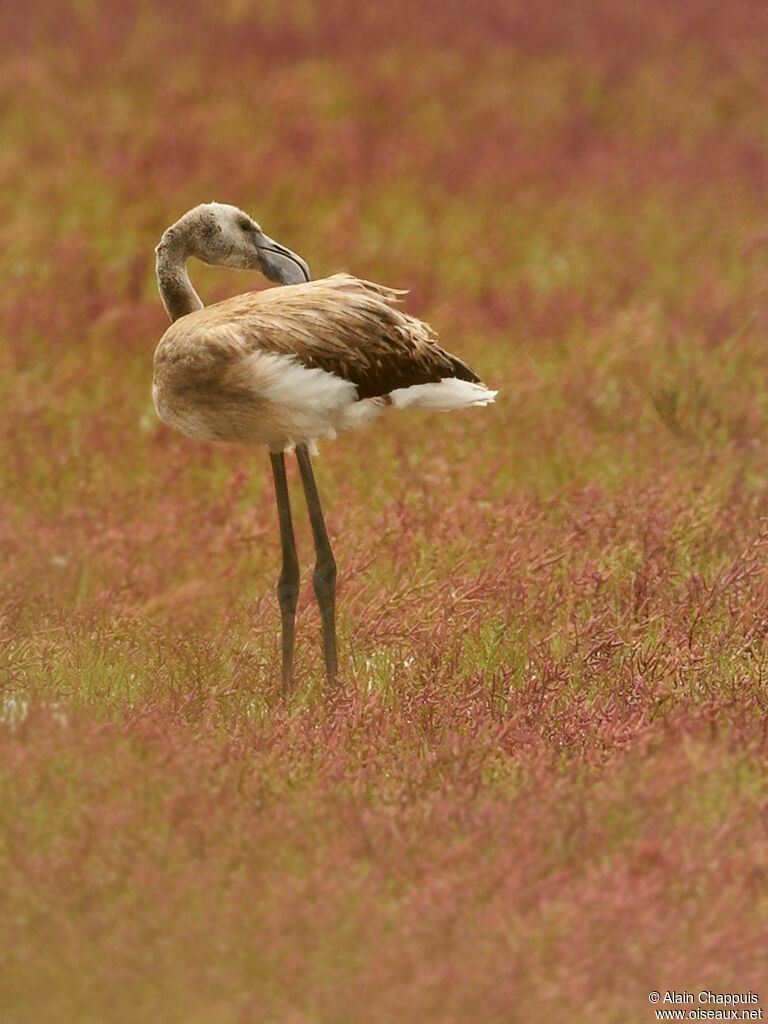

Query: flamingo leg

[269,452,300,694]
[295,444,338,685]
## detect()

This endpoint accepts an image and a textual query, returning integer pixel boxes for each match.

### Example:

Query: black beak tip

[258,242,311,285]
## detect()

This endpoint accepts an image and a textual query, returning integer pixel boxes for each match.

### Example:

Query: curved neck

[156,235,204,322]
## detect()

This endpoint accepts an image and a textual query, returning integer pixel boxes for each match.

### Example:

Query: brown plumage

[157,274,478,401]
[154,270,494,450]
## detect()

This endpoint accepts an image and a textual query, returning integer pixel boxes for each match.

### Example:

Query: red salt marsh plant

[2,1,768,1021]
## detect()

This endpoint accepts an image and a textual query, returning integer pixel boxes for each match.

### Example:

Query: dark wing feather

[194,274,480,400]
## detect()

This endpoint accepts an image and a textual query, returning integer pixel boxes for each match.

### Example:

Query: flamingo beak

[256,232,311,285]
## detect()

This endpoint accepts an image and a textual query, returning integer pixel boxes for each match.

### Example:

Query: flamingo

[153,202,497,692]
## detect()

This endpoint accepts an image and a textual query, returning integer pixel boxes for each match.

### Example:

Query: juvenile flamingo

[153,202,497,692]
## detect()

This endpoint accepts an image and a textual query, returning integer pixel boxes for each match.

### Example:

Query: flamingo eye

[238,217,253,232]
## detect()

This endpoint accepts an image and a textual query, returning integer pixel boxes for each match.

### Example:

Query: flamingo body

[154,274,496,453]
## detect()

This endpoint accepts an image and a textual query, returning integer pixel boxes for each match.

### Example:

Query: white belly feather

[154,346,496,454]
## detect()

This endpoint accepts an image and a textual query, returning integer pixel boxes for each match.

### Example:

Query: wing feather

[177,274,481,400]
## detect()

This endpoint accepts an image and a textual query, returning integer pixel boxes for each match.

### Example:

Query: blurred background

[2,2,768,1021]
[5,0,768,605]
